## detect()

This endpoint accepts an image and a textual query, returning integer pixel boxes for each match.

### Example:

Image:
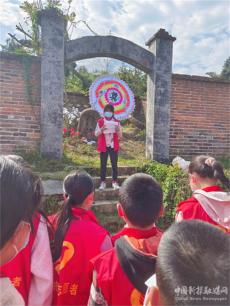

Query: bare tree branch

[8,33,32,48]
[74,20,99,36]
[8,33,25,46]
[16,24,33,39]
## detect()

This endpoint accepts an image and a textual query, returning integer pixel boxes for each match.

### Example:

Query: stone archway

[65,36,154,73]
[39,8,176,161]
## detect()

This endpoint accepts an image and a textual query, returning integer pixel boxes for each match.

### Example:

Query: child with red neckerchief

[176,155,230,233]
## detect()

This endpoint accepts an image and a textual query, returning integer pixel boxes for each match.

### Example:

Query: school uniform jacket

[89,226,162,306]
[52,207,111,306]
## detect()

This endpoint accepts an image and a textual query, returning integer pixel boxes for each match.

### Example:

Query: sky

[0,0,229,76]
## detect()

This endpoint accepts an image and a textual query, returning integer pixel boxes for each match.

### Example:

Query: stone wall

[64,92,89,113]
[0,53,41,154]
[0,52,229,159]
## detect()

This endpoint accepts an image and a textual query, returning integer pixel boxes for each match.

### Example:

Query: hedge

[142,162,191,229]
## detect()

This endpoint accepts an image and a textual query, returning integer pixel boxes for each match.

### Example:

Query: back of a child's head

[63,171,94,206]
[0,156,39,249]
[189,155,229,190]
[54,171,94,261]
[156,220,230,306]
[119,173,163,228]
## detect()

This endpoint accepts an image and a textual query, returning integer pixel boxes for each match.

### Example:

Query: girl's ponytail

[53,171,94,261]
[212,161,230,191]
[189,155,230,191]
[53,197,74,261]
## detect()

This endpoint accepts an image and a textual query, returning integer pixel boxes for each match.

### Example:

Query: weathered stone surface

[42,180,63,195]
[66,36,154,74]
[42,179,119,201]
[39,10,174,162]
[39,9,65,159]
[146,30,176,162]
[77,108,100,139]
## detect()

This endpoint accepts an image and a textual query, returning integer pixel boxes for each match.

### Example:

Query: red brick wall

[170,74,230,158]
[0,53,41,154]
[0,52,229,159]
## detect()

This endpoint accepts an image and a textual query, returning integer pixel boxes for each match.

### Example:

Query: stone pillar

[39,8,65,159]
[145,29,176,162]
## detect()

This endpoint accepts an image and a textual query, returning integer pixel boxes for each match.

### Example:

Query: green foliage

[20,1,40,54]
[220,57,230,81]
[92,206,124,234]
[16,150,76,173]
[1,1,77,56]
[116,65,147,98]
[66,64,143,105]
[22,56,37,105]
[42,196,123,233]
[219,155,230,170]
[0,38,28,55]
[16,124,146,178]
[65,66,100,94]
[42,195,63,215]
[143,161,191,229]
[206,56,230,81]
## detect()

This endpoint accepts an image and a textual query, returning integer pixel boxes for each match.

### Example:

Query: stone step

[95,188,119,202]
[38,166,139,181]
[76,166,139,177]
[42,180,63,196]
[94,200,117,206]
[42,180,120,199]
[93,200,117,213]
[94,176,126,188]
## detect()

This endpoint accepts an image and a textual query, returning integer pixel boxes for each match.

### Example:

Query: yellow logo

[55,241,74,273]
[130,288,144,306]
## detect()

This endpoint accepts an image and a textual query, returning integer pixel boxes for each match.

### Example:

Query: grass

[92,206,125,234]
[15,119,230,180]
[17,123,147,179]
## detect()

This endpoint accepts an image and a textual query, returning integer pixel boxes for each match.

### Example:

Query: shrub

[42,195,63,216]
[142,162,191,229]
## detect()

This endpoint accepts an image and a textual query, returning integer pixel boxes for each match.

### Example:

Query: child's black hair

[189,155,229,190]
[6,154,49,230]
[156,220,230,306]
[119,173,163,228]
[104,104,114,113]
[0,156,39,249]
[53,171,94,261]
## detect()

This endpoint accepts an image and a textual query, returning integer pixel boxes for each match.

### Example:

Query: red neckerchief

[112,225,159,244]
[199,185,223,192]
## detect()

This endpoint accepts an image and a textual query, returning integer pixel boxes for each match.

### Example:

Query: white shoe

[112,182,120,190]
[99,181,106,190]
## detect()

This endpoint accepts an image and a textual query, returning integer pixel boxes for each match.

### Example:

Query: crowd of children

[0,154,229,306]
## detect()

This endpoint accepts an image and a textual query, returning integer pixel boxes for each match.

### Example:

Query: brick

[170,75,230,158]
[1,54,229,158]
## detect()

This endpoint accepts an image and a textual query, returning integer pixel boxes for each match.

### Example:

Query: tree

[206,57,230,81]
[220,57,230,80]
[116,65,147,98]
[0,38,28,54]
[65,66,101,94]
[1,1,77,55]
